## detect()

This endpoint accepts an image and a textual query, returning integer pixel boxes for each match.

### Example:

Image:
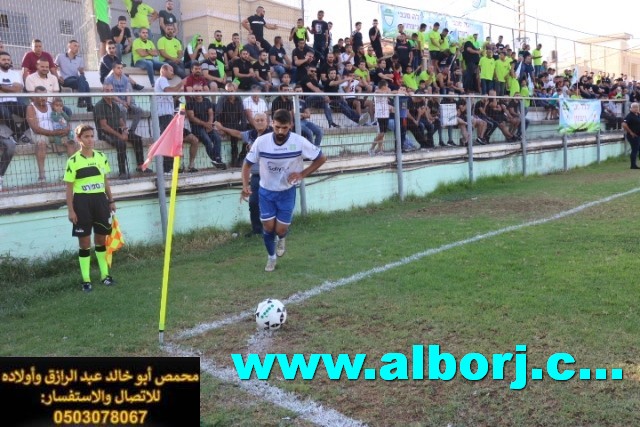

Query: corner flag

[154,105,186,343]
[141,106,185,171]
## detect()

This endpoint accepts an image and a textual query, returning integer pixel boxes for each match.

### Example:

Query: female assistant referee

[64,124,116,292]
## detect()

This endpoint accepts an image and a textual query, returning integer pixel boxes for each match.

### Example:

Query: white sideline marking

[176,186,640,341]
[163,343,366,427]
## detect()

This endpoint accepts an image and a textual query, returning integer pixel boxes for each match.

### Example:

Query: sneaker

[212,160,227,170]
[329,122,341,128]
[132,83,145,91]
[187,167,199,173]
[77,99,87,108]
[368,148,375,156]
[369,120,378,126]
[358,112,371,126]
[446,140,456,146]
[81,282,92,292]
[265,257,277,272]
[101,275,116,286]
[136,167,154,174]
[276,237,286,257]
[475,137,486,145]
[118,172,130,180]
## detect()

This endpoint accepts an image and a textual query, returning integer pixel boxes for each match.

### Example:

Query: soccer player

[242,109,326,272]
[65,124,116,292]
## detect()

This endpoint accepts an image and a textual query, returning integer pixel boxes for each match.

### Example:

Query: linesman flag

[106,214,125,268]
[141,106,185,171]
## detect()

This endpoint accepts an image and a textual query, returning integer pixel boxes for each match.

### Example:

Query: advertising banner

[559,99,602,134]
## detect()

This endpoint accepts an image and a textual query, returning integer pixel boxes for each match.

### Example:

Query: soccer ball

[255,298,287,330]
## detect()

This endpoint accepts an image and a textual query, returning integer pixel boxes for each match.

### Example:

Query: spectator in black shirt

[216,83,246,167]
[159,0,178,38]
[186,85,226,170]
[208,30,227,68]
[226,33,242,64]
[351,22,363,53]
[462,36,481,93]
[253,51,272,92]
[242,6,278,53]
[622,102,640,169]
[99,40,144,89]
[111,16,132,61]
[269,36,292,81]
[369,19,383,58]
[309,10,329,64]
[243,34,263,62]
[292,39,314,83]
[394,33,412,72]
[301,66,337,127]
[232,50,259,90]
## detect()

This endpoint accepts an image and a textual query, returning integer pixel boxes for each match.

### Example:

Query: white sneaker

[358,112,371,126]
[276,237,286,257]
[368,148,375,156]
[265,256,277,272]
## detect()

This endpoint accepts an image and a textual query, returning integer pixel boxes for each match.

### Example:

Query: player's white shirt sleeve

[245,132,322,192]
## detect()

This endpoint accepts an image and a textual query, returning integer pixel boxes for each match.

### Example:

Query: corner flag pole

[141,104,185,344]
[158,154,181,344]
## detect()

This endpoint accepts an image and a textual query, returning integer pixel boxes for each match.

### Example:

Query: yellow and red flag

[106,214,125,268]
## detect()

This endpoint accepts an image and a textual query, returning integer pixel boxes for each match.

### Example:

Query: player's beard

[274,132,288,143]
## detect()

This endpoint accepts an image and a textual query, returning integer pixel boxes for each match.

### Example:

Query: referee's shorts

[72,193,112,237]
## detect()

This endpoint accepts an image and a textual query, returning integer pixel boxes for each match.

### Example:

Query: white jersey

[374,94,390,118]
[0,68,22,103]
[245,131,322,192]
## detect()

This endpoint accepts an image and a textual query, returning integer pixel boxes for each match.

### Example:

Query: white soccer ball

[255,298,287,330]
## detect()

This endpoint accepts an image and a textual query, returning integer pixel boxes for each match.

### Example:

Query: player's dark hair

[273,109,292,124]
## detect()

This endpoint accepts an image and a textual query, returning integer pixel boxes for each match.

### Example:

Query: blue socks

[263,230,276,257]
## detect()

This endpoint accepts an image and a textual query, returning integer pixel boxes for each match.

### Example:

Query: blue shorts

[259,186,296,225]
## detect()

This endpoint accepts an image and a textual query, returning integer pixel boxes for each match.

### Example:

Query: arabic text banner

[0,357,199,426]
[559,99,602,134]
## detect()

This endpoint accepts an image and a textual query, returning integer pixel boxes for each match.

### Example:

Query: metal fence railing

[0,91,627,200]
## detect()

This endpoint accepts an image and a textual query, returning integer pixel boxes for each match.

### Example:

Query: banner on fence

[559,99,602,134]
[379,4,484,43]
[440,103,458,127]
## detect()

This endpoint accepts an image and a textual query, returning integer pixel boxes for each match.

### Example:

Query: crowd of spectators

[0,1,636,188]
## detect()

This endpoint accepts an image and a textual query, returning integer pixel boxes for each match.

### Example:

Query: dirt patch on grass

[408,196,576,220]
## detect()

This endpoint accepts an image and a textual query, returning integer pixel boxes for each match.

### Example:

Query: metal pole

[394,94,404,201]
[596,130,601,164]
[520,97,527,176]
[293,94,307,216]
[348,0,353,37]
[238,0,243,38]
[150,96,168,241]
[554,36,558,72]
[466,97,474,183]
[301,0,305,24]
[562,134,568,172]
